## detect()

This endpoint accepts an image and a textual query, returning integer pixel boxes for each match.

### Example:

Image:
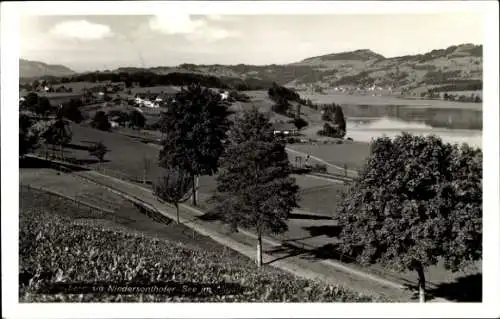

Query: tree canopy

[336,133,482,301]
[19,113,40,157]
[158,84,232,206]
[211,107,299,266]
[153,167,193,224]
[128,109,146,129]
[91,111,111,131]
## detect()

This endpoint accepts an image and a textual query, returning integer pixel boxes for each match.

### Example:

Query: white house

[220,91,229,100]
[98,92,105,96]
[110,121,120,128]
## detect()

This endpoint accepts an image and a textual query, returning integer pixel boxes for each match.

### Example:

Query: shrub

[292,118,308,130]
[91,111,111,131]
[88,141,108,162]
[311,163,327,173]
[317,123,345,138]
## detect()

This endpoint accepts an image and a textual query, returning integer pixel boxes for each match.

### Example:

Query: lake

[346,116,482,149]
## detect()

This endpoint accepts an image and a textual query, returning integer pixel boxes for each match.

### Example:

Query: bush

[311,163,327,173]
[88,141,108,162]
[292,117,308,130]
[317,123,345,138]
[60,99,84,123]
[91,111,111,131]
[286,137,300,144]
[271,98,290,115]
[128,109,146,129]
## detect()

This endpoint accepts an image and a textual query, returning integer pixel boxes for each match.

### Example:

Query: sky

[19,13,484,72]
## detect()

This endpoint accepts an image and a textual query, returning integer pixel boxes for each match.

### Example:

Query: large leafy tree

[153,167,193,224]
[41,110,73,159]
[211,107,299,267]
[158,84,232,206]
[337,133,482,302]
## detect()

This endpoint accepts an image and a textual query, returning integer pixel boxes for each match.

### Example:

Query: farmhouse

[109,120,120,128]
[134,93,164,108]
[273,122,298,136]
[220,91,229,100]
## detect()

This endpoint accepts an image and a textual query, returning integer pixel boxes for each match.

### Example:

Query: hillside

[20,43,482,93]
[112,44,482,93]
[20,59,75,78]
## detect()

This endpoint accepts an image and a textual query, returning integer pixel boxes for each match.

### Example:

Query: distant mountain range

[20,59,75,78]
[20,43,482,91]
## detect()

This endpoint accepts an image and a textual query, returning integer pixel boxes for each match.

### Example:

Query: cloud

[49,20,114,40]
[148,14,239,42]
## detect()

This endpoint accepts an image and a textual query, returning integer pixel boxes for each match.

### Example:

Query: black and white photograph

[1,1,499,318]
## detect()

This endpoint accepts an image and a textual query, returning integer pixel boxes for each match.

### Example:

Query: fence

[19,183,129,224]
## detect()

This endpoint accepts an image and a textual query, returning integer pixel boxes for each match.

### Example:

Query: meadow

[50,123,347,215]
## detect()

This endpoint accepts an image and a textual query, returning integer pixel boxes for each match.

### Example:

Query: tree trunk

[175,203,180,224]
[416,264,426,303]
[191,174,197,206]
[256,232,263,268]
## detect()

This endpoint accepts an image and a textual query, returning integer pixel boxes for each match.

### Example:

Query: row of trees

[23,71,274,91]
[19,109,72,160]
[152,83,481,303]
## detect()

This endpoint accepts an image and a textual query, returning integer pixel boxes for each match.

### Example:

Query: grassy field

[288,142,371,171]
[19,186,378,302]
[43,124,348,215]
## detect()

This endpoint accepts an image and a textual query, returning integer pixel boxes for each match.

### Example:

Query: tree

[128,109,146,129]
[24,92,39,109]
[142,156,151,184]
[107,110,129,125]
[333,104,346,135]
[35,97,53,116]
[210,107,299,267]
[153,168,193,224]
[61,99,84,123]
[336,133,482,302]
[91,111,111,131]
[41,110,72,159]
[19,113,40,157]
[88,141,108,162]
[292,117,308,130]
[23,93,52,116]
[158,84,232,206]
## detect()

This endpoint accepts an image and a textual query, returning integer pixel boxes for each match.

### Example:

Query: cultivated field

[19,185,379,302]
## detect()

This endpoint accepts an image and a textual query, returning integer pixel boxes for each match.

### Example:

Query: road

[22,155,461,302]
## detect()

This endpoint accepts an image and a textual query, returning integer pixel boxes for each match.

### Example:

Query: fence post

[344,164,348,177]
